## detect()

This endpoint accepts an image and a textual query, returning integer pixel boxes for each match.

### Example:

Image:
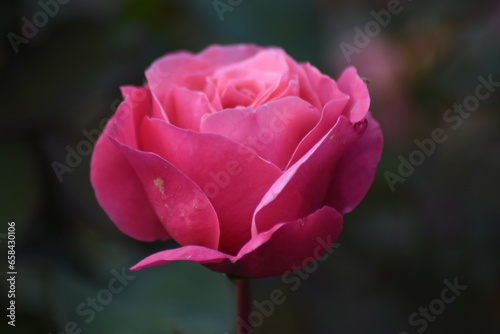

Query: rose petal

[132,206,342,278]
[201,96,320,169]
[91,86,170,242]
[145,52,212,125]
[109,138,221,249]
[284,57,322,109]
[139,118,282,255]
[228,206,343,277]
[131,245,235,271]
[211,49,292,109]
[326,113,383,213]
[109,86,151,148]
[165,86,217,130]
[267,74,300,102]
[198,44,262,67]
[203,77,224,111]
[90,130,170,242]
[211,48,290,81]
[218,82,255,109]
[146,51,211,91]
[337,67,370,123]
[253,116,366,233]
[288,95,350,166]
[302,63,347,106]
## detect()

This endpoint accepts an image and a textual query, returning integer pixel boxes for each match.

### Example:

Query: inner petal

[219,82,256,109]
[200,97,321,169]
[209,49,292,109]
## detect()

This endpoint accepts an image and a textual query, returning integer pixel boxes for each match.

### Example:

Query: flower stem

[236,278,251,334]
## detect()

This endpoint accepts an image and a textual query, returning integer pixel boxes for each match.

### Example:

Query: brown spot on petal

[354,119,367,130]
[153,177,165,196]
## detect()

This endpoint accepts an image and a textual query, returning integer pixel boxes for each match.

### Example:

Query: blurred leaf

[50,261,234,334]
[0,141,41,233]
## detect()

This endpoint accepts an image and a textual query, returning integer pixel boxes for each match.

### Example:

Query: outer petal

[139,118,282,255]
[90,129,170,242]
[200,97,320,169]
[131,206,342,278]
[326,113,383,213]
[337,67,370,123]
[130,245,235,271]
[109,138,220,249]
[253,116,366,234]
[228,206,342,278]
[90,86,169,242]
[110,86,151,148]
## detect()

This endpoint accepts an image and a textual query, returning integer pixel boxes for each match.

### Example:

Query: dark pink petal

[326,113,383,213]
[139,118,282,255]
[288,95,350,167]
[213,206,342,277]
[131,206,342,278]
[109,138,220,249]
[130,245,235,271]
[337,67,370,123]
[90,126,169,242]
[109,86,151,148]
[253,116,366,233]
[201,97,320,169]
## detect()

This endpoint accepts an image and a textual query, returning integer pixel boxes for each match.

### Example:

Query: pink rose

[90,44,383,278]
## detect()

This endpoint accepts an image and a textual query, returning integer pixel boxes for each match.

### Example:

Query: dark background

[1,0,499,333]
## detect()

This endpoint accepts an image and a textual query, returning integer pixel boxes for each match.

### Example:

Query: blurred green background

[1,0,499,333]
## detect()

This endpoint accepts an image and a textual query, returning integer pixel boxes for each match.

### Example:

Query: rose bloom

[91,44,383,278]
